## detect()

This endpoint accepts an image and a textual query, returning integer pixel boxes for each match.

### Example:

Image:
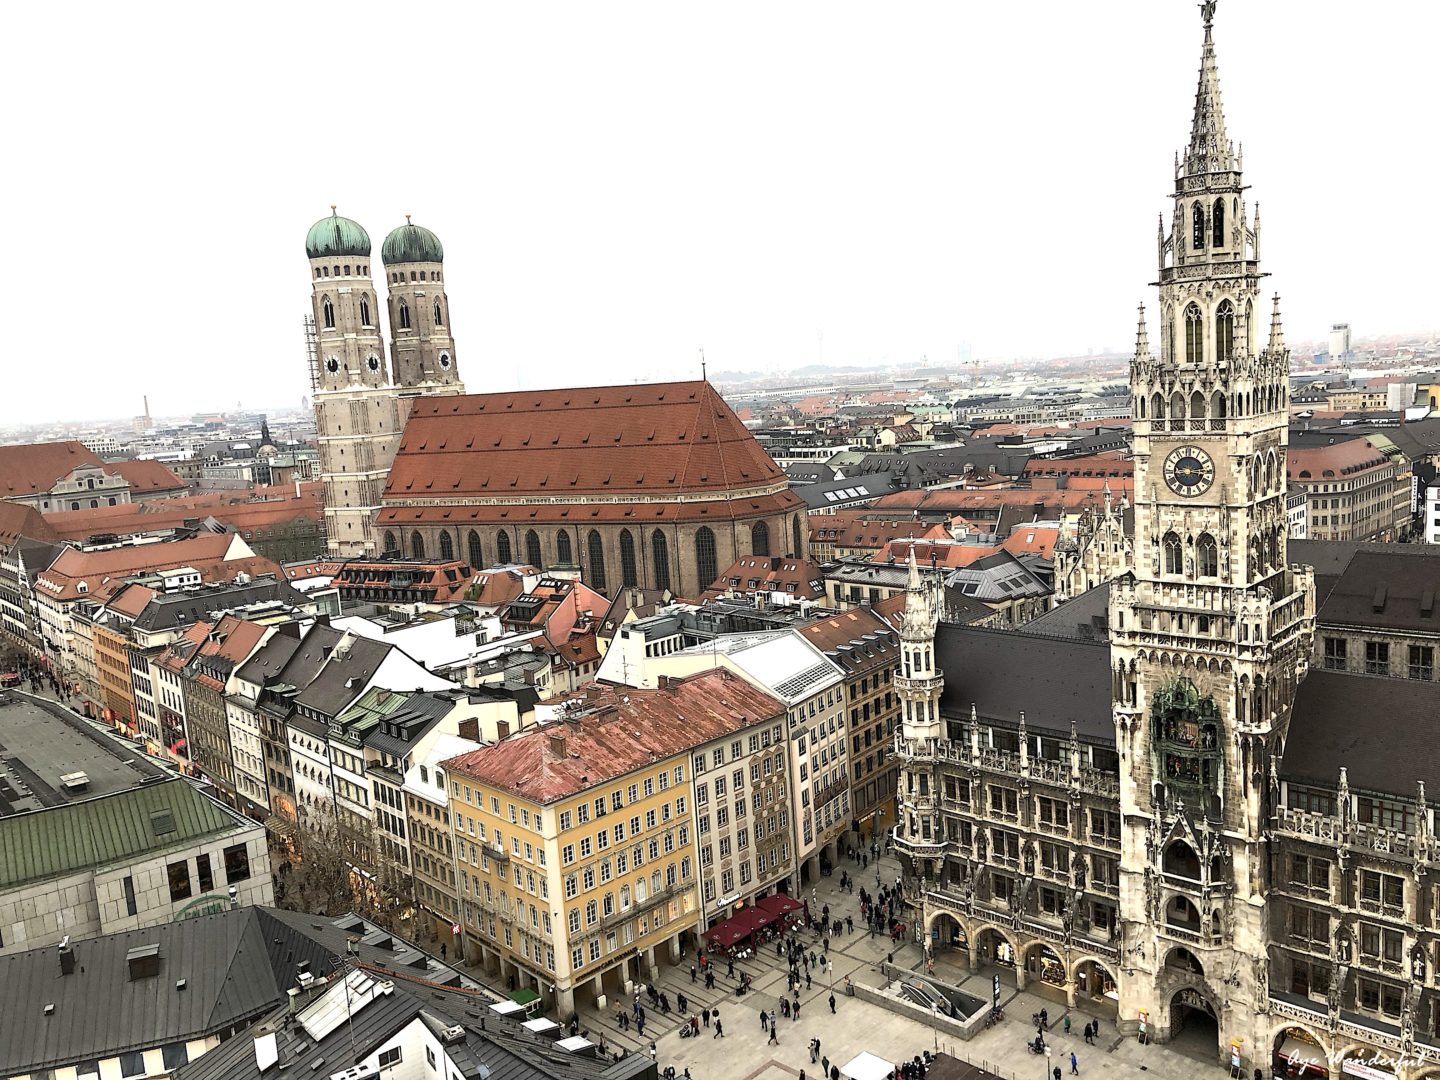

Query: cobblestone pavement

[558,847,1238,1080]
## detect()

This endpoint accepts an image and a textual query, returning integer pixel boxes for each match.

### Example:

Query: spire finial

[405,213,412,225]
[1201,0,1216,31]
[1186,1,1231,174]
[1268,293,1285,352]
[330,204,337,215]
[1134,303,1152,361]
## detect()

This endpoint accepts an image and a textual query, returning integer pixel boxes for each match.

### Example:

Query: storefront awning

[757,894,804,919]
[264,814,297,838]
[703,908,765,946]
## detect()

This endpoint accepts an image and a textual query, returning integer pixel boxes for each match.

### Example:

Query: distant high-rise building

[1329,322,1352,361]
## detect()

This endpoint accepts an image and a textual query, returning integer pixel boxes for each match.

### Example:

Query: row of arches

[389,269,442,283]
[1160,530,1219,578]
[313,263,370,279]
[1137,379,1283,423]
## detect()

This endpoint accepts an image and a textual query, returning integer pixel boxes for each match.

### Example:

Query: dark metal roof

[1019,583,1112,644]
[1284,670,1440,798]
[293,634,392,719]
[131,579,307,633]
[936,624,1113,742]
[0,908,333,1075]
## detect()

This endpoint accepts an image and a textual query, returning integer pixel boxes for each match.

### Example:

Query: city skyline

[8,1,1438,424]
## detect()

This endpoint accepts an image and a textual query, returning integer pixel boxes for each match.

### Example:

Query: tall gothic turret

[382,218,464,392]
[892,549,947,892]
[1109,1,1316,1050]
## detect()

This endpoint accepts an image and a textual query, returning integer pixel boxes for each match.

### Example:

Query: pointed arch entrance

[1169,986,1221,1062]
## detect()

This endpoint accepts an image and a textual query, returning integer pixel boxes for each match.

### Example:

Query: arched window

[1191,203,1205,250]
[1170,392,1186,420]
[399,302,410,330]
[1197,533,1218,577]
[411,531,426,560]
[1184,303,1203,365]
[359,296,372,326]
[467,529,483,568]
[792,515,803,557]
[434,302,443,326]
[439,530,454,560]
[1151,392,1165,421]
[1163,531,1182,576]
[1212,198,1225,248]
[1215,300,1234,364]
[695,526,717,588]
[343,264,351,276]
[496,530,512,564]
[383,530,397,555]
[587,530,608,592]
[619,529,638,588]
[751,521,770,556]
[322,298,335,329]
[525,529,543,570]
[652,530,671,592]
[1211,390,1226,419]
[1190,391,1206,420]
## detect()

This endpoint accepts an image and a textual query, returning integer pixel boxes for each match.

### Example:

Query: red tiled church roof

[383,381,789,503]
[105,458,186,494]
[0,441,105,496]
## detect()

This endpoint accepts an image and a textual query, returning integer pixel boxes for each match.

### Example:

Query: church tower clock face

[1162,445,1216,497]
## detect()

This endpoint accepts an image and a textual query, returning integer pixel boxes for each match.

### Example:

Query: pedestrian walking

[636,1016,645,1037]
[759,1009,768,1030]
[793,999,801,1020]
[702,1007,710,1028]
[1064,1015,1072,1035]
[768,1024,778,1045]
[690,964,697,983]
[1070,1052,1079,1075]
[805,970,812,990]
[1053,1067,1062,1080]
[713,1019,724,1039]
[677,992,687,1014]
[810,1038,819,1063]
[828,993,836,1013]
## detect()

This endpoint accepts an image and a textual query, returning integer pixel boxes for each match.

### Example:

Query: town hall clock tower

[1109,1,1316,1054]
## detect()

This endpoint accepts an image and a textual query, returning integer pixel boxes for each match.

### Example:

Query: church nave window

[321,298,335,329]
[399,302,411,330]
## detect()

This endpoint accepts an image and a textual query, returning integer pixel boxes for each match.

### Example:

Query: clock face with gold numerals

[1163,445,1215,497]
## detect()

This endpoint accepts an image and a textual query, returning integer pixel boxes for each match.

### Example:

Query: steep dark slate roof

[0,908,333,1076]
[936,624,1113,742]
[1312,547,1440,634]
[131,578,306,633]
[1020,583,1112,643]
[1284,670,1440,798]
[293,633,391,718]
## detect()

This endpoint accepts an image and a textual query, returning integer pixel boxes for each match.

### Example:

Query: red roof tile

[382,381,794,509]
[0,440,106,495]
[442,671,784,803]
[105,458,186,493]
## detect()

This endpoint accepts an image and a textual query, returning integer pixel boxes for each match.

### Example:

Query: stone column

[593,973,608,1012]
[669,933,682,962]
[556,984,576,1020]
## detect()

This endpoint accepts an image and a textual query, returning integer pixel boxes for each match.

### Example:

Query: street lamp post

[1045,1045,1052,1080]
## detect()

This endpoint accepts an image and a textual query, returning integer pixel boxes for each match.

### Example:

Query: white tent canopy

[841,1051,895,1080]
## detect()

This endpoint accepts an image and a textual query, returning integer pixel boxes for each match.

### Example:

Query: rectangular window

[1410,645,1434,681]
[1364,640,1390,675]
[196,853,214,893]
[378,1047,402,1067]
[168,860,192,902]
[224,844,251,884]
[119,1051,146,1077]
[1323,637,1347,671]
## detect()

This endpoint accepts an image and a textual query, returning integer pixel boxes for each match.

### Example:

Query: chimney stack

[58,937,75,976]
[549,732,567,757]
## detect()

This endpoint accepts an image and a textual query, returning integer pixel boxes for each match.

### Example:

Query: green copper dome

[382,218,444,265]
[305,209,371,259]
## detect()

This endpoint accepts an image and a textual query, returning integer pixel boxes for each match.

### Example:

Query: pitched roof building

[379,381,807,598]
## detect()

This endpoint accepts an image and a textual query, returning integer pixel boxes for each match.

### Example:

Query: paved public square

[540,847,1241,1080]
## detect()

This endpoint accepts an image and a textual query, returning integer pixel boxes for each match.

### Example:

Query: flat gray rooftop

[0,695,164,816]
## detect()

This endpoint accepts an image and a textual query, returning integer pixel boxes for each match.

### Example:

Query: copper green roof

[305,209,371,259]
[0,777,250,888]
[382,218,444,265]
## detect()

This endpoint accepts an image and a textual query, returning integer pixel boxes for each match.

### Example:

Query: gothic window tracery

[411,531,425,560]
[695,526,717,589]
[751,521,770,556]
[1192,203,1206,250]
[1215,300,1235,364]
[322,297,335,329]
[556,529,573,566]
[525,529,543,569]
[619,529,638,587]
[439,530,454,560]
[467,530,483,568]
[1163,531,1183,575]
[652,531,671,591]
[1212,198,1225,248]
[399,302,411,330]
[1197,533,1218,577]
[496,530,512,564]
[587,530,608,592]
[434,302,443,326]
[1184,303,1204,365]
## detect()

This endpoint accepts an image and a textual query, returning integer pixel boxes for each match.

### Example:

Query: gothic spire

[1268,294,1285,352]
[1185,1,1234,176]
[1134,304,1152,361]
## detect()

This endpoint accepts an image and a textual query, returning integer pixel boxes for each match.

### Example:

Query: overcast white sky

[6,1,1436,424]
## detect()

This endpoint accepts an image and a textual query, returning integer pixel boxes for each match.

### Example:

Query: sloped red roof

[1288,439,1391,480]
[0,440,106,496]
[442,671,783,803]
[35,533,239,601]
[702,556,826,600]
[832,518,949,552]
[44,489,320,541]
[106,458,186,493]
[104,582,157,619]
[383,381,789,503]
[0,501,60,545]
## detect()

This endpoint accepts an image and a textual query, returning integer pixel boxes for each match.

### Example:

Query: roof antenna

[700,348,707,382]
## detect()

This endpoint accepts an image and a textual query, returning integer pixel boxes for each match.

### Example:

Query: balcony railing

[1273,806,1420,860]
